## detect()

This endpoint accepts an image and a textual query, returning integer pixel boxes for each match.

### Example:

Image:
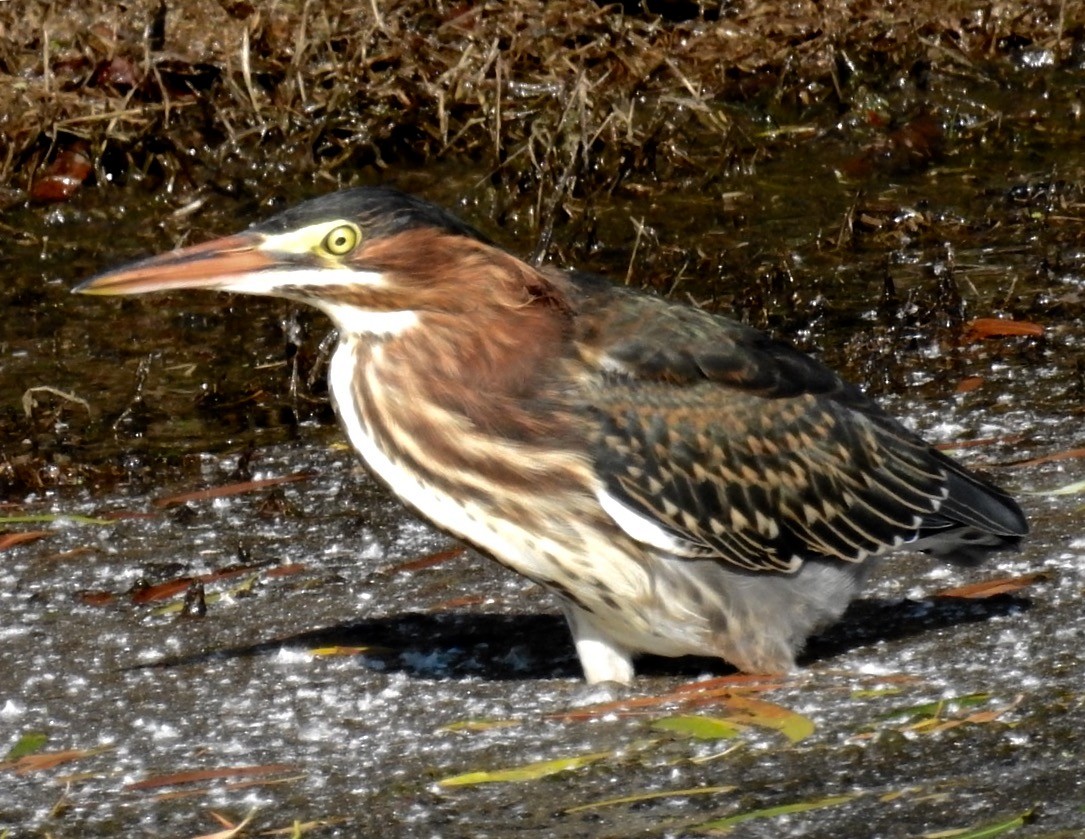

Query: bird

[76,186,1029,684]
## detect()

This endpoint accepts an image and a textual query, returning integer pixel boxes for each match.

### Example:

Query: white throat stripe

[218,267,417,337]
[318,303,420,337]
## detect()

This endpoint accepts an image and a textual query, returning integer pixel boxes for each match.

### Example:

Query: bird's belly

[342,421,861,669]
[564,553,873,671]
[352,438,656,611]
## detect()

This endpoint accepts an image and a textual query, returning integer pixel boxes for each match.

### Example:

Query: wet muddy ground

[4,2,1085,838]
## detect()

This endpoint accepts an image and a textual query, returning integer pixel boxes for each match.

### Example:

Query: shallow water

[1,436,1081,838]
[3,70,1085,838]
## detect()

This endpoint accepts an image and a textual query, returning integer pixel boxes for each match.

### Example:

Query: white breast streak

[328,340,462,528]
[327,339,546,571]
[326,339,654,603]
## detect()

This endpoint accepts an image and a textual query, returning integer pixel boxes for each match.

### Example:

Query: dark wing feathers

[572,280,1027,573]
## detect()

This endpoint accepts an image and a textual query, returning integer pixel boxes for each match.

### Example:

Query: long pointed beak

[74,232,275,296]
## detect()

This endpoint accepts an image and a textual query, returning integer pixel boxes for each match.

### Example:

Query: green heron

[77,187,1028,684]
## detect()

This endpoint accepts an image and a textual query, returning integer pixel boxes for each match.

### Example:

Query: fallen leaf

[874,693,1011,735]
[438,750,611,787]
[550,675,786,722]
[92,55,141,90]
[4,732,47,760]
[877,694,987,722]
[440,719,522,733]
[0,745,112,774]
[31,147,92,202]
[963,318,1044,343]
[933,434,1028,453]
[428,594,490,611]
[37,546,96,563]
[712,695,816,743]
[955,376,984,394]
[921,808,1033,838]
[1028,477,1085,496]
[381,546,466,574]
[189,807,256,839]
[1003,446,1085,468]
[671,674,786,694]
[264,563,307,578]
[308,645,391,657]
[935,572,1047,599]
[153,472,315,508]
[693,793,857,832]
[132,565,267,604]
[125,764,296,791]
[565,784,735,814]
[76,590,117,606]
[651,715,742,740]
[0,531,49,551]
[919,695,1023,735]
[0,514,115,525]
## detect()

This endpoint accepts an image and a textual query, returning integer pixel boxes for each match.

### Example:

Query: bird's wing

[570,281,1020,572]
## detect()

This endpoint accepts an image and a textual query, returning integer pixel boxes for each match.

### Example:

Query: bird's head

[76,187,570,338]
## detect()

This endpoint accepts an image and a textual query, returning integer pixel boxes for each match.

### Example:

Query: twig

[240,27,262,120]
[22,387,92,419]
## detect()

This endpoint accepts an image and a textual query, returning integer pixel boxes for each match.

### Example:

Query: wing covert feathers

[570,279,1027,572]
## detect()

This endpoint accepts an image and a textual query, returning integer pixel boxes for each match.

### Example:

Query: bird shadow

[130,594,1030,681]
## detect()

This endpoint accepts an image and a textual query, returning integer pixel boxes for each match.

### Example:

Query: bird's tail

[912,457,1028,565]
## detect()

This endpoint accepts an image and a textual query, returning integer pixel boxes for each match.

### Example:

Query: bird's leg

[561,602,635,685]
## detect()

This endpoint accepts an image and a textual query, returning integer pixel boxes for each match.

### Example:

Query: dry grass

[0,0,1078,219]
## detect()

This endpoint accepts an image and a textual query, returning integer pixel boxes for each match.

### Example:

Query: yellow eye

[322,223,360,256]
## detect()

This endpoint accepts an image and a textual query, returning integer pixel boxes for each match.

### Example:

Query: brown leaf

[963,317,1044,342]
[264,563,307,578]
[124,763,296,791]
[130,578,197,604]
[153,472,315,508]
[955,376,984,393]
[670,674,785,694]
[933,433,1028,452]
[38,546,96,563]
[428,594,488,610]
[1000,446,1085,468]
[76,590,117,606]
[0,531,49,551]
[130,564,265,604]
[935,572,1048,599]
[188,807,256,839]
[91,56,141,90]
[381,546,466,574]
[709,694,816,742]
[30,148,93,203]
[549,675,787,722]
[0,746,111,774]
